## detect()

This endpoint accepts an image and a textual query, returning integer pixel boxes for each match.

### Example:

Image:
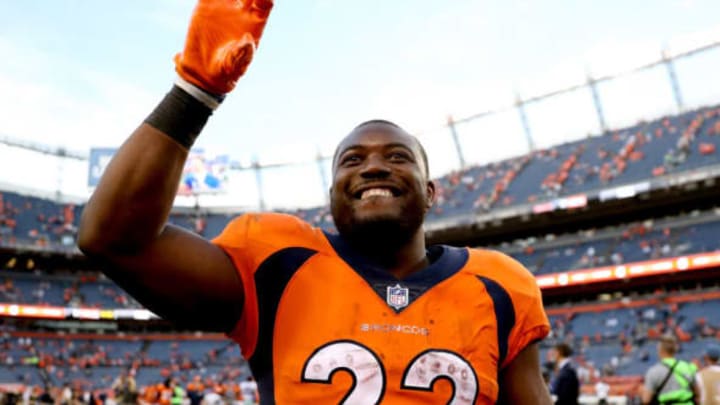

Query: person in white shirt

[239,376,258,405]
[60,383,72,405]
[202,390,223,405]
[594,379,610,405]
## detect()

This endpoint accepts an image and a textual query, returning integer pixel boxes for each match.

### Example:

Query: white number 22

[301,340,478,404]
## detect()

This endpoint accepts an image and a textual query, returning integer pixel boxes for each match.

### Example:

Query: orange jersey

[186,381,204,393]
[213,213,550,404]
[142,385,158,404]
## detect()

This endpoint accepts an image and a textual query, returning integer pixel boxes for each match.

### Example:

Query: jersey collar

[323,231,469,313]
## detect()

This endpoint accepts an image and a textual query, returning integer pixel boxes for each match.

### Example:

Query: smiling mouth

[353,187,400,200]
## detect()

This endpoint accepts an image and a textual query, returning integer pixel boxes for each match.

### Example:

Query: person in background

[111,370,137,405]
[239,376,258,405]
[696,344,720,405]
[201,385,223,405]
[169,378,184,405]
[60,383,72,405]
[595,377,610,405]
[549,342,580,405]
[186,375,205,405]
[641,335,697,405]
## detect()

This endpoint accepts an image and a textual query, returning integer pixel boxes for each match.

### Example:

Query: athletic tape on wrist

[174,76,225,110]
[144,85,212,149]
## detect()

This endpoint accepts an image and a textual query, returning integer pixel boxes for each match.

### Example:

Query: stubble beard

[332,200,425,257]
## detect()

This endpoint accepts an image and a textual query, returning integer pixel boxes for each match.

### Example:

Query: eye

[340,154,362,166]
[388,151,412,162]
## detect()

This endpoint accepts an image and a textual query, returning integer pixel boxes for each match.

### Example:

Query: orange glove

[175,0,274,95]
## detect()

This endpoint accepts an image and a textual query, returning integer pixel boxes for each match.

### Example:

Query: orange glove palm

[175,0,274,95]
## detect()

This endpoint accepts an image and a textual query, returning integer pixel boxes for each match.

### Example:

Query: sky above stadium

[2,0,720,208]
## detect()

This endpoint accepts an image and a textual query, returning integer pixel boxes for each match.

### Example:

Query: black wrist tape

[144,85,212,149]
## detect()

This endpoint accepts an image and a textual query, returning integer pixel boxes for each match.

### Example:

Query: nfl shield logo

[386,284,409,310]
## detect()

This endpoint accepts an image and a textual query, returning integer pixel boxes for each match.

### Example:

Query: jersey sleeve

[211,212,320,358]
[484,250,550,369]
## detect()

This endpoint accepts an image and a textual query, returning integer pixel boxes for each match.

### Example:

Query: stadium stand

[2,104,719,249]
[540,288,720,399]
[2,209,719,307]
[504,208,720,275]
[0,332,253,401]
[1,103,720,403]
[0,271,141,309]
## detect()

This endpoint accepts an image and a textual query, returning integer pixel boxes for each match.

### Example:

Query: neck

[353,229,429,279]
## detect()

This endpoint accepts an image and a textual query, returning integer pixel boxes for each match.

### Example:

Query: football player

[79,1,552,403]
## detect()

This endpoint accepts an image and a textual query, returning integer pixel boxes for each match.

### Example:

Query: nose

[359,153,391,179]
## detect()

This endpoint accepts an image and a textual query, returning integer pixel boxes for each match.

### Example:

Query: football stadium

[2,2,720,404]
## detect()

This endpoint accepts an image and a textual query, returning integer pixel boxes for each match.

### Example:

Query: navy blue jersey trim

[323,232,468,313]
[249,247,318,404]
[476,276,516,368]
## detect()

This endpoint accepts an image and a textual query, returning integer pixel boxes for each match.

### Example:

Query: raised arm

[78,0,274,332]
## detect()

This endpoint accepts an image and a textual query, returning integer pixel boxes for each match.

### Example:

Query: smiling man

[78,1,552,403]
[330,120,434,278]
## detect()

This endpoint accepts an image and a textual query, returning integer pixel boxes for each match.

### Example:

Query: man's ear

[425,180,436,211]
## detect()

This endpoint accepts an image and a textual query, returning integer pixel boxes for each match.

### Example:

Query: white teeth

[361,188,393,199]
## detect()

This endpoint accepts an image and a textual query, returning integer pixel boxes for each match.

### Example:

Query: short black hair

[335,119,430,177]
